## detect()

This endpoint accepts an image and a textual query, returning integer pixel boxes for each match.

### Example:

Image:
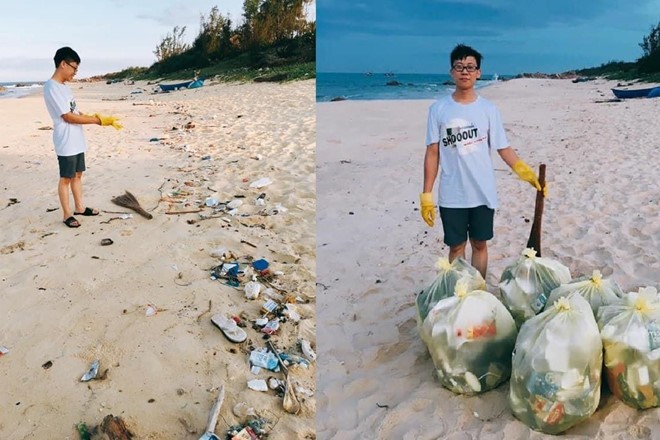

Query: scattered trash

[249,348,280,371]
[232,402,256,418]
[205,197,219,207]
[244,281,261,300]
[211,314,247,343]
[145,304,158,317]
[227,199,243,209]
[42,360,53,369]
[283,374,301,414]
[247,379,269,392]
[76,422,92,440]
[262,299,278,314]
[230,426,259,440]
[251,154,263,160]
[101,238,114,246]
[81,360,100,382]
[201,155,212,160]
[300,340,316,362]
[249,177,273,189]
[198,385,224,440]
[261,319,280,335]
[252,259,269,272]
[268,377,283,390]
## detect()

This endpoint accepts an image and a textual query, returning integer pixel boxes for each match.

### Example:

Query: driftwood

[111,191,153,219]
[100,415,133,440]
[526,164,546,256]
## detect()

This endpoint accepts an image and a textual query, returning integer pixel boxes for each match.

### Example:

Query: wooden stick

[526,164,546,256]
[204,385,225,435]
[165,209,202,215]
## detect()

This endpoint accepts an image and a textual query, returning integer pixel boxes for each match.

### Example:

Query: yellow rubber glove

[94,113,123,130]
[420,192,436,227]
[513,160,547,196]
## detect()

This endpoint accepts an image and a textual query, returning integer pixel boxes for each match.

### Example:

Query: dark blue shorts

[439,205,494,246]
[57,152,86,178]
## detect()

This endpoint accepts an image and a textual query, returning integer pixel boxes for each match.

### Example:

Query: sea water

[0,81,43,99]
[316,72,502,102]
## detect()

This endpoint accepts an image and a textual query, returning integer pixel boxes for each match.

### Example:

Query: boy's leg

[439,207,469,262]
[467,205,495,278]
[57,154,79,225]
[58,177,74,220]
[71,171,85,213]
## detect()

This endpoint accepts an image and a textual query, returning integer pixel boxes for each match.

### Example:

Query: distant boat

[611,86,660,99]
[159,77,205,92]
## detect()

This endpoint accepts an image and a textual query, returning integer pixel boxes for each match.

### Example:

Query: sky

[317,0,660,75]
[0,0,315,82]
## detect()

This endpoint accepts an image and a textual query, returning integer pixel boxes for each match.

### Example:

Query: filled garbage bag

[509,293,602,434]
[545,270,624,316]
[416,257,485,326]
[421,279,517,395]
[597,286,660,409]
[499,248,571,327]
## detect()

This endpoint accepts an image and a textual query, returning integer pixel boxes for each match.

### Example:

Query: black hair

[54,47,81,68]
[450,44,482,69]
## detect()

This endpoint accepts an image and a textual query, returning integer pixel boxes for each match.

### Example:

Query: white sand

[316,78,660,439]
[0,79,316,439]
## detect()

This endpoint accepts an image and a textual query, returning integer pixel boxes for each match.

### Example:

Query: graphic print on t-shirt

[69,100,77,113]
[442,118,487,155]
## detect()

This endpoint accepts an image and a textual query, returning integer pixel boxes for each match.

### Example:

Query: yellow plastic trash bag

[597,286,660,409]
[421,279,517,395]
[499,248,571,327]
[416,257,485,326]
[545,269,624,316]
[509,293,602,434]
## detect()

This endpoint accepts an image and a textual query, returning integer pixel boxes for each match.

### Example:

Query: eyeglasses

[65,61,79,73]
[452,64,479,73]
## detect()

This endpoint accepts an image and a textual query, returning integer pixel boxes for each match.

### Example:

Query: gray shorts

[439,205,494,246]
[57,153,86,178]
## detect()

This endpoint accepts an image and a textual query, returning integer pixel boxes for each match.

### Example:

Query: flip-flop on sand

[63,216,80,228]
[211,314,247,343]
[74,207,99,216]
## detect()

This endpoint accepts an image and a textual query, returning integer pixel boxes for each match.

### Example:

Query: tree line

[152,0,314,74]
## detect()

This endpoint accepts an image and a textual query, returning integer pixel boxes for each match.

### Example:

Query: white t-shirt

[425,94,509,209]
[43,79,88,156]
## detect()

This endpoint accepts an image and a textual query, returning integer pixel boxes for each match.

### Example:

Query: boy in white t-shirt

[43,46,122,228]
[420,44,546,278]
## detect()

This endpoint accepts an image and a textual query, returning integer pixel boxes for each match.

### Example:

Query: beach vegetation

[101,1,315,83]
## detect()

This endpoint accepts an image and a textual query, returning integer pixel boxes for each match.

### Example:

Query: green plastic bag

[499,248,571,328]
[597,286,660,409]
[416,257,485,328]
[421,279,517,395]
[509,293,602,434]
[545,270,624,316]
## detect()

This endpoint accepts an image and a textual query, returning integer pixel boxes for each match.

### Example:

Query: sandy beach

[316,78,660,439]
[0,78,316,439]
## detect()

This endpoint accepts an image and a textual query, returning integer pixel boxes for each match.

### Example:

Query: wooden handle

[526,164,546,256]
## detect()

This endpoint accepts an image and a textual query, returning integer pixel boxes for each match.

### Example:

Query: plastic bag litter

[597,286,660,409]
[416,257,485,330]
[421,279,517,395]
[545,269,624,316]
[499,248,571,328]
[509,293,602,435]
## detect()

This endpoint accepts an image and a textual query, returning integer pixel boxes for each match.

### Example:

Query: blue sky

[317,0,660,74]
[1,0,310,82]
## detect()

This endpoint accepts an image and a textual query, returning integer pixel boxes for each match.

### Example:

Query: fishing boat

[611,86,660,99]
[159,77,205,92]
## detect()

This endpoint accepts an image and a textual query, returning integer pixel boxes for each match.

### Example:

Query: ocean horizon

[316,72,506,102]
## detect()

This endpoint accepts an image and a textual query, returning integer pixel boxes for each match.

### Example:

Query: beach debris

[300,340,316,362]
[249,348,280,371]
[251,154,263,160]
[211,314,247,343]
[145,304,158,317]
[232,402,256,418]
[283,374,301,414]
[227,199,243,210]
[42,360,53,369]
[76,422,92,440]
[198,385,225,440]
[229,426,259,440]
[100,414,134,440]
[111,191,153,219]
[37,126,53,130]
[201,155,212,160]
[247,379,269,392]
[101,238,114,246]
[81,360,100,382]
[244,281,261,300]
[249,177,273,189]
[6,198,19,207]
[268,377,283,390]
[0,346,9,356]
[261,318,280,335]
[205,197,220,207]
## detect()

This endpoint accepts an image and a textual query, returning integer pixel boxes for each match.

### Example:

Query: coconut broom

[111,191,153,219]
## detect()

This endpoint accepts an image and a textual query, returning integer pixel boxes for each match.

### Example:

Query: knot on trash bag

[435,257,452,272]
[454,279,470,299]
[629,286,658,314]
[590,270,603,286]
[522,248,537,259]
[555,296,571,312]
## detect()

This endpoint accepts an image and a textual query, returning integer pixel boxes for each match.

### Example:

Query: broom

[111,191,153,219]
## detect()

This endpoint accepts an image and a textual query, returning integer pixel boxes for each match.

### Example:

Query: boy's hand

[94,113,123,130]
[513,160,547,196]
[420,192,436,227]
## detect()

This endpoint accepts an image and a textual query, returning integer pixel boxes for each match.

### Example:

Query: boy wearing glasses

[420,44,544,278]
[43,46,121,228]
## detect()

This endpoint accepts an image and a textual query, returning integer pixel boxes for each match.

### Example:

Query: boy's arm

[423,143,440,192]
[61,112,101,125]
[498,147,545,194]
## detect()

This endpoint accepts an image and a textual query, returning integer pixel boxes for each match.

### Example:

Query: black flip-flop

[74,207,99,216]
[63,216,80,228]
